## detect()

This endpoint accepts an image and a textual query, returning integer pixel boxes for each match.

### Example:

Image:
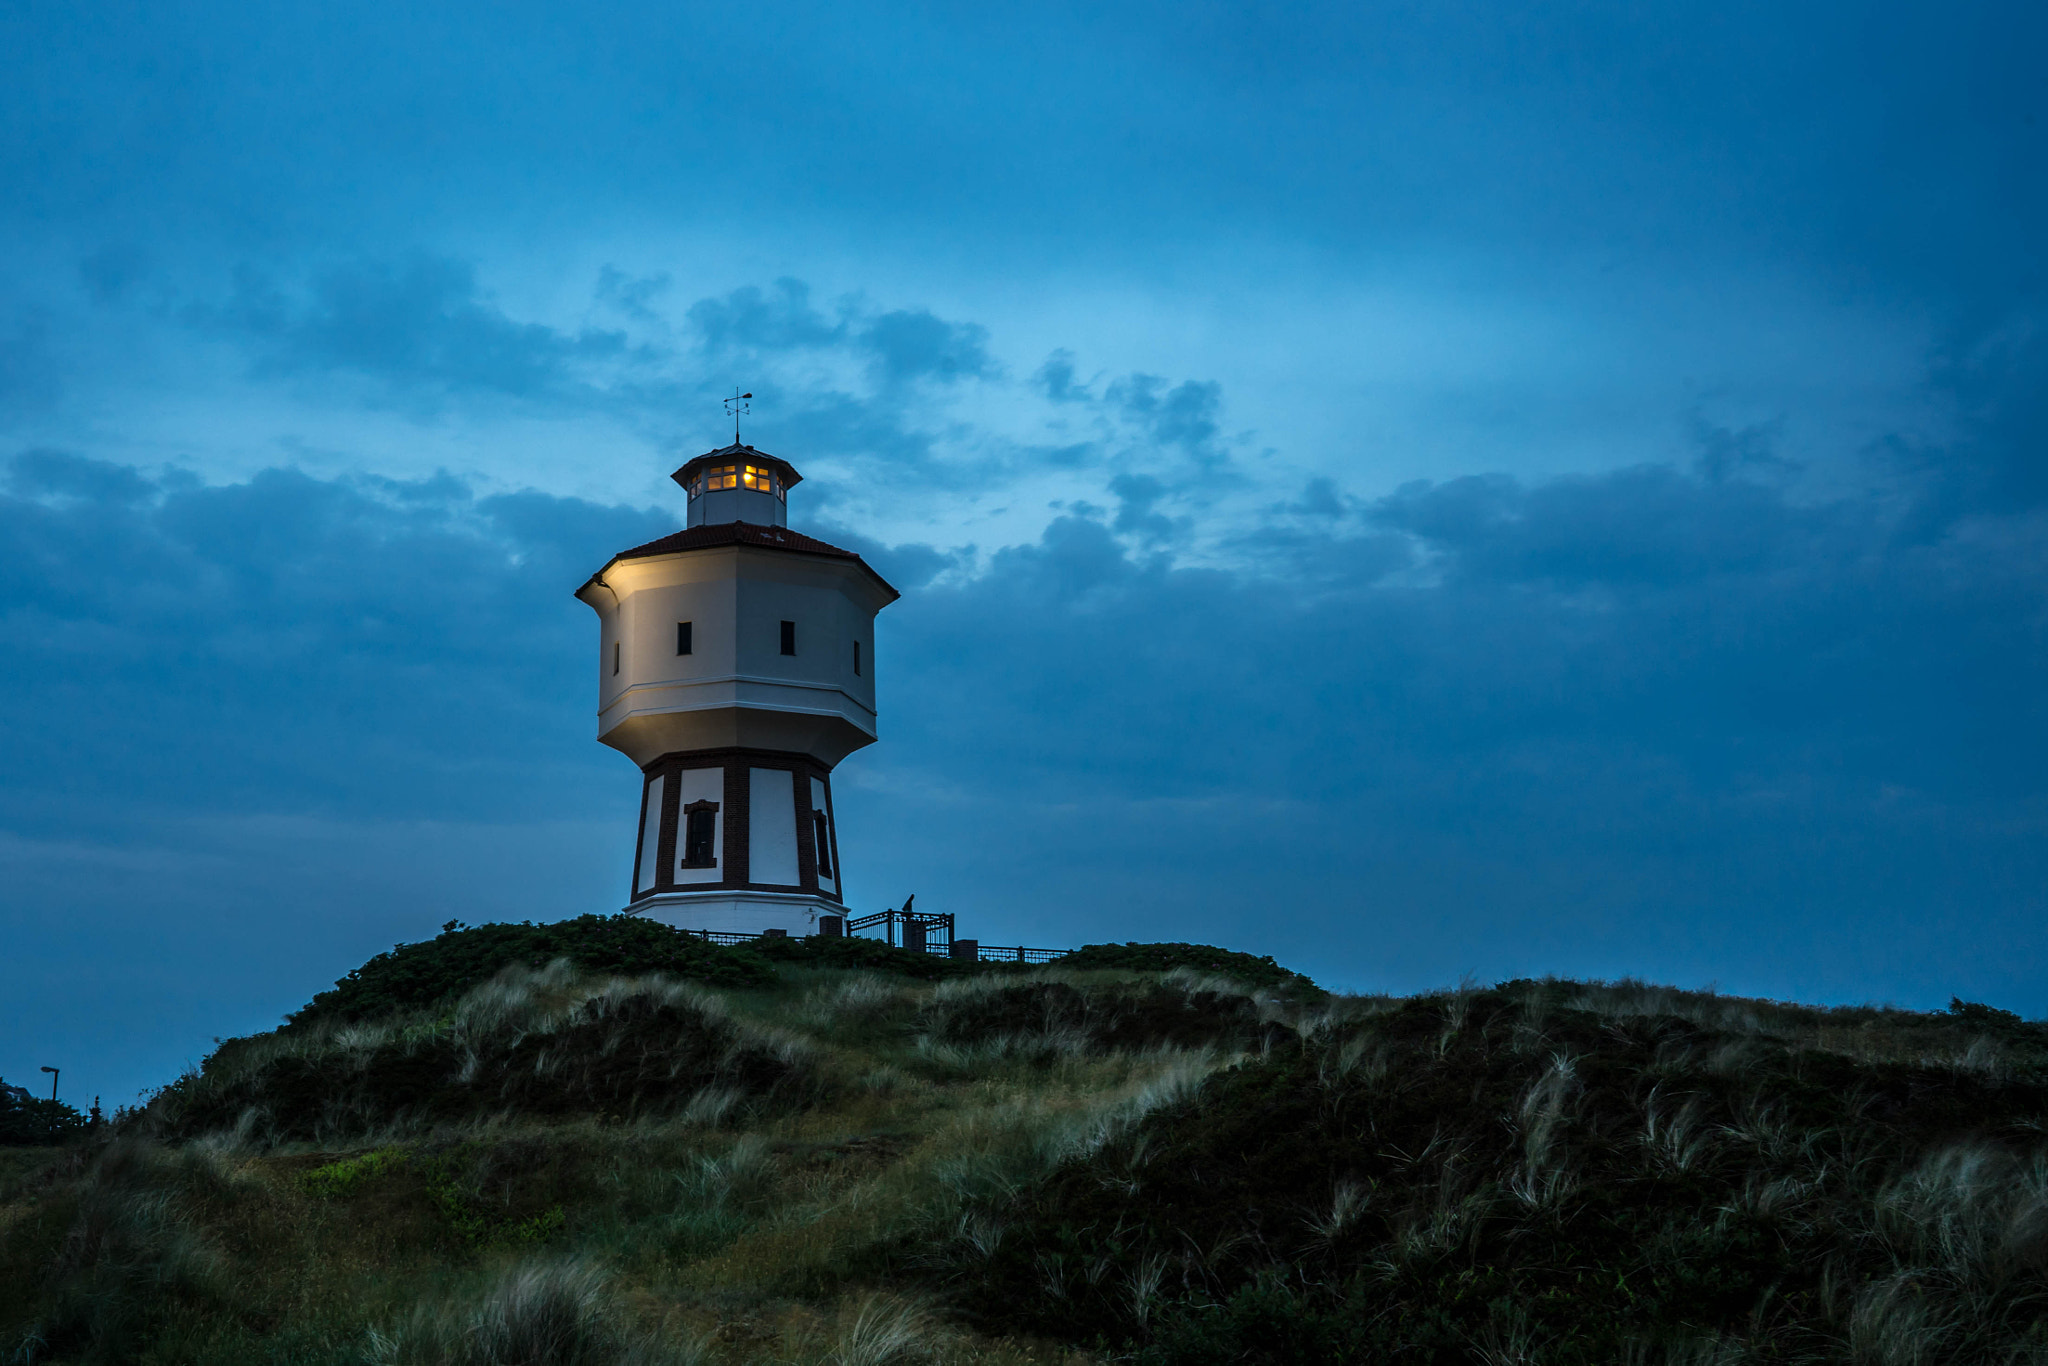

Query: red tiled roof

[598,521,898,596]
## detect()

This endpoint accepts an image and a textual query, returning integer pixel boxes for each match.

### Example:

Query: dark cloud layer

[0,451,667,833]
[5,374,2042,1104]
[203,258,638,407]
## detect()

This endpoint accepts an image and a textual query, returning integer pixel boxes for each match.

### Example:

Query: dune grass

[2,946,2044,1364]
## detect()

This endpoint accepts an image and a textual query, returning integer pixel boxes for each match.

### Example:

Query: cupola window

[686,463,786,500]
[780,620,797,655]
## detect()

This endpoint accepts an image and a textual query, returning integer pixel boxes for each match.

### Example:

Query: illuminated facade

[575,442,898,935]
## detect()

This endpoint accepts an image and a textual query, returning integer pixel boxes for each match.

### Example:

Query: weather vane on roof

[724,389,752,445]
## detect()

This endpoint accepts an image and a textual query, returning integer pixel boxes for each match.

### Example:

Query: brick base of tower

[621,746,847,935]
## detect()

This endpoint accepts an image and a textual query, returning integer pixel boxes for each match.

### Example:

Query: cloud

[685,279,992,386]
[0,451,669,832]
[857,309,994,386]
[1107,374,1228,467]
[207,256,636,406]
[6,447,156,505]
[862,439,2045,1002]
[1926,311,2048,516]
[161,262,1243,523]
[0,313,60,412]
[592,266,672,324]
[1287,477,1347,519]
[686,278,844,357]
[1033,349,1093,403]
[1108,471,1184,543]
[1366,461,1825,589]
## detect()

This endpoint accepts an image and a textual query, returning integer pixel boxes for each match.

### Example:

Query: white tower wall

[585,546,885,769]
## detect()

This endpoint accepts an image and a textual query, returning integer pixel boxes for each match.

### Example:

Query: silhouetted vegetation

[0,1086,86,1147]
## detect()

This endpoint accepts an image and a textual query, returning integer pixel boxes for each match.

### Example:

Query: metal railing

[673,919,1068,964]
[678,929,767,946]
[846,908,954,953]
[965,945,1068,964]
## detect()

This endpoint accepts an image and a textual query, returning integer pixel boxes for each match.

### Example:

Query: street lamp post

[39,1066,58,1101]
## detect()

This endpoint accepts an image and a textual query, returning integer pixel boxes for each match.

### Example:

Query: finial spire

[724,389,752,444]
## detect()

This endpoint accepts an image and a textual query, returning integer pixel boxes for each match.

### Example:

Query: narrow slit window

[853,640,861,676]
[612,641,621,676]
[812,810,833,878]
[676,621,693,656]
[780,620,796,656]
[681,800,720,867]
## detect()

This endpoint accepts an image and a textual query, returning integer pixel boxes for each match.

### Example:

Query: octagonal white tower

[575,442,898,935]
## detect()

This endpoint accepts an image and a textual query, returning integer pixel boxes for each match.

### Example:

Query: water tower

[575,438,898,935]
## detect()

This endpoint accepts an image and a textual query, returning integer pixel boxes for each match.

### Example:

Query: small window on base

[681,800,720,868]
[677,621,693,656]
[853,640,861,676]
[612,642,620,676]
[780,620,796,656]
[812,809,833,878]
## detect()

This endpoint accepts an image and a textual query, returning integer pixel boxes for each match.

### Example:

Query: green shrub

[302,1148,408,1198]
[287,915,776,1024]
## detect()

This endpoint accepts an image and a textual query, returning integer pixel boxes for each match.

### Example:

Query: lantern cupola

[675,444,800,529]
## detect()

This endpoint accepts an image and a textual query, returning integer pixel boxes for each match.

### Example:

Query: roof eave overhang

[574,541,900,604]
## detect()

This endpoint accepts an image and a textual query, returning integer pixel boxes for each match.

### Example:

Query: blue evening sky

[3,0,2043,1106]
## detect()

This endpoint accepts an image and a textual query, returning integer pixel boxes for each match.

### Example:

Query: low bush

[916,977,1293,1055]
[288,915,777,1024]
[1949,995,2048,1045]
[748,932,984,980]
[1052,942,1322,996]
[163,964,821,1144]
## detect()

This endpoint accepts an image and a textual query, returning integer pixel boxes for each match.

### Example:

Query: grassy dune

[3,923,2045,1364]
